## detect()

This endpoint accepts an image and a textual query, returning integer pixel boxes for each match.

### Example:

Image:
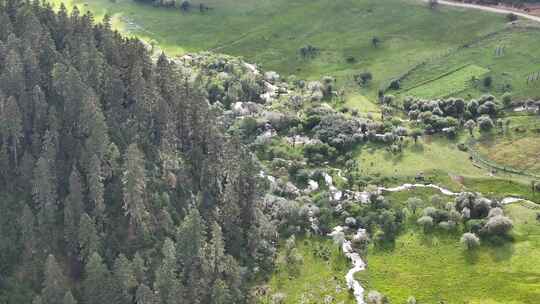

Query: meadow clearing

[475,115,540,175]
[398,29,540,100]
[402,64,490,99]
[52,0,514,97]
[358,200,540,304]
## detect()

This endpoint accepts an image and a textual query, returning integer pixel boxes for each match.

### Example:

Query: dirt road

[424,0,540,23]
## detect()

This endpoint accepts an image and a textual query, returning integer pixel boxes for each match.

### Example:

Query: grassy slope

[476,115,540,174]
[52,1,539,187]
[356,135,486,179]
[355,132,540,202]
[357,202,540,304]
[53,0,506,94]
[404,64,490,99]
[399,28,540,100]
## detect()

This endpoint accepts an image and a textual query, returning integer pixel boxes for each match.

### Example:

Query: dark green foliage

[483,75,493,88]
[299,44,320,59]
[304,142,337,164]
[478,115,494,132]
[0,1,275,303]
[41,255,67,304]
[388,79,400,90]
[355,71,373,86]
[506,13,518,22]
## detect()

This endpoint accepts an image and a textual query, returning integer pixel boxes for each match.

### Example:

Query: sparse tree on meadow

[410,129,423,144]
[406,197,423,216]
[464,119,476,136]
[460,232,480,250]
[478,116,494,133]
[417,215,434,232]
[407,296,417,304]
[484,215,513,236]
[372,36,381,48]
[506,13,518,22]
[284,235,303,277]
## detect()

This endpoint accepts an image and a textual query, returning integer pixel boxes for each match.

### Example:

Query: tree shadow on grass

[489,241,514,262]
[410,143,425,153]
[463,249,480,265]
[479,132,497,146]
[371,239,397,253]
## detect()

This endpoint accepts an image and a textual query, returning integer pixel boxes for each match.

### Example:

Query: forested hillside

[2,0,540,303]
[0,1,276,303]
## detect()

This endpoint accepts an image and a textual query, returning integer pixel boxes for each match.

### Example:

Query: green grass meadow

[52,0,510,96]
[357,202,540,304]
[475,115,540,175]
[403,64,490,99]
[356,135,486,179]
[399,28,540,100]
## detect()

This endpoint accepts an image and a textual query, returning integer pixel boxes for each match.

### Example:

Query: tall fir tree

[154,238,179,304]
[62,291,77,304]
[0,95,23,169]
[83,252,111,304]
[32,155,57,247]
[135,283,157,304]
[112,253,137,304]
[78,213,100,264]
[87,154,105,222]
[122,143,149,239]
[41,255,67,304]
[64,166,83,255]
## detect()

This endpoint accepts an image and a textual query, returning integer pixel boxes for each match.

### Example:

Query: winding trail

[330,182,536,304]
[422,0,540,23]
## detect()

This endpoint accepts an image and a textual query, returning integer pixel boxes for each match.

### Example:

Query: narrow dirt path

[423,0,540,23]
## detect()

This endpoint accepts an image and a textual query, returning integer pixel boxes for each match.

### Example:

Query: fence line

[466,138,540,180]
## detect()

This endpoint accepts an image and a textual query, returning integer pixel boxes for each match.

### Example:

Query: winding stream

[330,183,536,304]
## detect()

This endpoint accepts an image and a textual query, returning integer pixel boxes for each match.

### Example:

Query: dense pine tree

[62,291,77,304]
[112,253,137,304]
[64,166,83,255]
[0,1,276,302]
[154,238,180,303]
[41,255,67,304]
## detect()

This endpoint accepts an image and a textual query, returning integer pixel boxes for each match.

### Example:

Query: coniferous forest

[0,1,276,303]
